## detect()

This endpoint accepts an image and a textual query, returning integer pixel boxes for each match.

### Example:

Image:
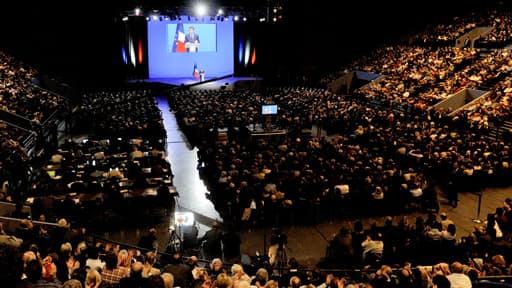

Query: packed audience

[4,1,512,287]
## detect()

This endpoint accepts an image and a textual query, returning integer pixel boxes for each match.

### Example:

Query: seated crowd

[4,207,512,287]
[5,2,512,287]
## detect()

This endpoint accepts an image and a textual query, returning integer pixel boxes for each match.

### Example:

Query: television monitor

[261,104,278,115]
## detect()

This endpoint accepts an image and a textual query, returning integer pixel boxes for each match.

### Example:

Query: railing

[0,201,31,218]
[1,214,511,288]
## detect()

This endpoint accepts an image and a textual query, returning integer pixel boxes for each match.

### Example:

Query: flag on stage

[172,22,187,52]
[193,63,199,79]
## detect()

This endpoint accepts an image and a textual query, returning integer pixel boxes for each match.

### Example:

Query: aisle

[156,96,222,239]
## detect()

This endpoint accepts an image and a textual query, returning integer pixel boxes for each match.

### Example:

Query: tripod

[166,226,183,254]
[268,229,288,277]
[275,242,288,277]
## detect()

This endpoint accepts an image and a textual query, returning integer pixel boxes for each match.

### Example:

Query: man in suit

[185,26,200,52]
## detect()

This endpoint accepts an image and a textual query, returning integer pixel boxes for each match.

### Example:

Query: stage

[129,75,264,90]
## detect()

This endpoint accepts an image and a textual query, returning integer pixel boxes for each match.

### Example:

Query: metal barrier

[0,216,58,235]
[0,201,31,218]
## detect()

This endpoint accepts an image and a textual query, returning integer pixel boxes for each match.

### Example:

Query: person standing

[185,26,200,52]
[199,221,224,261]
[199,69,205,82]
[137,227,159,253]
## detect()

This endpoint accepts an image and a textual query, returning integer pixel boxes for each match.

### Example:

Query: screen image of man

[185,26,200,52]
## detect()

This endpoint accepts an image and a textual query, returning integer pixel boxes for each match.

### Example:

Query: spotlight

[174,212,194,226]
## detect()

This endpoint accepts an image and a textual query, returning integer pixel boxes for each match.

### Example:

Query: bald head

[290,276,301,288]
[131,261,144,275]
[23,250,37,266]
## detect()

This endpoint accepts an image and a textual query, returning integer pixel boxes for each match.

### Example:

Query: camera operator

[268,228,288,275]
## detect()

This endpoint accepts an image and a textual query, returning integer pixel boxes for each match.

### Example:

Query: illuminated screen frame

[261,104,278,115]
[147,16,234,78]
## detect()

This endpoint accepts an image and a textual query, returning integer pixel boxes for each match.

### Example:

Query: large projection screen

[147,16,234,79]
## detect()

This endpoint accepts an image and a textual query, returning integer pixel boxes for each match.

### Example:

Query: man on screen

[184,26,200,52]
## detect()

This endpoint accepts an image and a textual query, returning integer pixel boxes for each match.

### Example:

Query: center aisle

[156,96,222,240]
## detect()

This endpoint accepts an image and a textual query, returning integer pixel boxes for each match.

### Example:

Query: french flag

[173,22,187,52]
[193,63,199,79]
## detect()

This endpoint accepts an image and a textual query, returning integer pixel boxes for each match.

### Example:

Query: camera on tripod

[270,228,288,248]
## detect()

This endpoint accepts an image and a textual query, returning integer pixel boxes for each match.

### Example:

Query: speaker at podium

[185,42,200,52]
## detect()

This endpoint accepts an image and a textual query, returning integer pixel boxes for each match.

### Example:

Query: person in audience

[288,275,301,288]
[23,258,62,287]
[147,274,166,288]
[230,263,251,288]
[369,264,394,288]
[250,268,268,288]
[101,251,129,286]
[439,212,455,232]
[142,251,161,278]
[128,144,144,161]
[161,272,174,288]
[361,231,384,267]
[162,252,193,288]
[117,249,132,275]
[207,258,228,281]
[62,278,83,288]
[84,269,102,288]
[431,274,451,288]
[446,261,471,288]
[119,261,148,287]
[85,246,105,273]
[41,252,59,283]
[215,272,233,288]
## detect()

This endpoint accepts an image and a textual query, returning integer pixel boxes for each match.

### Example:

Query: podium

[185,42,200,52]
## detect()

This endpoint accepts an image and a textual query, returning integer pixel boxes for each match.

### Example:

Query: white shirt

[85,258,105,272]
[446,273,472,288]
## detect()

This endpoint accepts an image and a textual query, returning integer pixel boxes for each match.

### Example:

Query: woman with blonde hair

[230,263,251,288]
[62,279,83,288]
[433,262,451,276]
[85,269,102,288]
[117,249,132,275]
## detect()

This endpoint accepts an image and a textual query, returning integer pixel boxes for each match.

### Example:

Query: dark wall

[0,1,125,89]
[0,0,504,88]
